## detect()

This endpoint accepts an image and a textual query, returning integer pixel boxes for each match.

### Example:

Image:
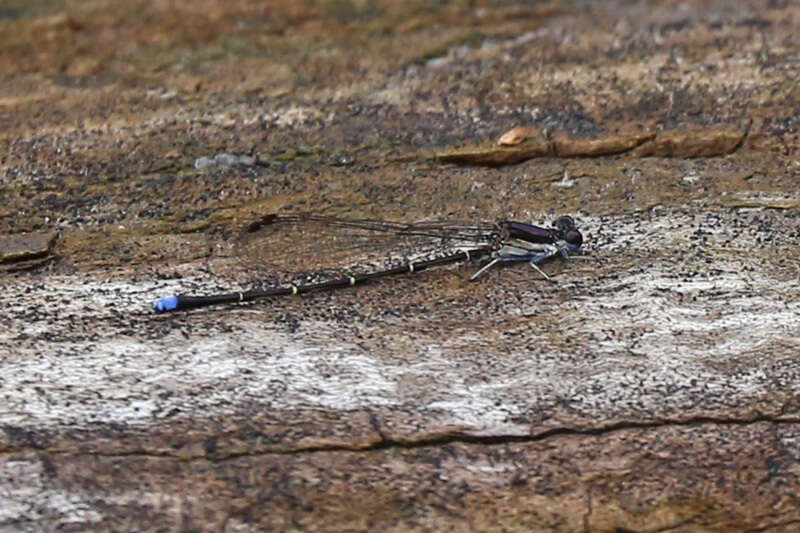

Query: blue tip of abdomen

[153,296,179,313]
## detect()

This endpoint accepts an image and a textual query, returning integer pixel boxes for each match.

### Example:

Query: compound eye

[565,229,583,249]
[553,216,576,233]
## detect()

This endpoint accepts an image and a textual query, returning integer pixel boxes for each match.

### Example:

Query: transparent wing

[234,214,497,285]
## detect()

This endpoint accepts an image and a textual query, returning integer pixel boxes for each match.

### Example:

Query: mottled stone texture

[1,0,800,531]
[5,423,800,531]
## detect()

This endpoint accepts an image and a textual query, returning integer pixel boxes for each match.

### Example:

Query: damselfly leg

[469,241,559,281]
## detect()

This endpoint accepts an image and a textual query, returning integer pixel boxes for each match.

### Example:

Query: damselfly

[153,214,584,313]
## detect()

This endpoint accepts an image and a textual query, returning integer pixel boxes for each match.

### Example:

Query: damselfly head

[565,229,583,250]
[553,216,577,233]
[552,216,582,250]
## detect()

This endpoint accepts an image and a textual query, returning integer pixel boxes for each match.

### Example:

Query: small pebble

[498,126,535,146]
[194,153,256,170]
[194,156,214,170]
[214,153,240,166]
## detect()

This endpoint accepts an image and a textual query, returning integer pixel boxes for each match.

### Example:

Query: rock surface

[0,231,57,271]
[1,0,799,531]
[633,127,747,158]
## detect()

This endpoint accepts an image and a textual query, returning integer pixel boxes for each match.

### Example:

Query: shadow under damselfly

[153,213,584,313]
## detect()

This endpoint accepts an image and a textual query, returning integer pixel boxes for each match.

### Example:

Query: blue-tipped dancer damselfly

[153,214,583,313]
